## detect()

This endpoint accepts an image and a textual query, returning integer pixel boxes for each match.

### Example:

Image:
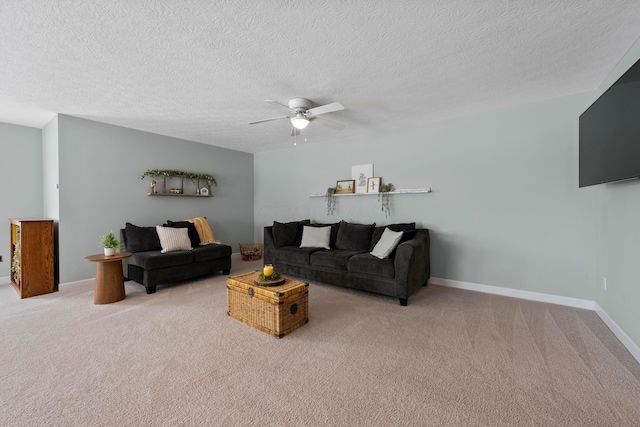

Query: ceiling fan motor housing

[288,98,313,111]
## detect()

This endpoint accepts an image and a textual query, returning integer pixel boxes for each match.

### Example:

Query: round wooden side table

[84,252,132,304]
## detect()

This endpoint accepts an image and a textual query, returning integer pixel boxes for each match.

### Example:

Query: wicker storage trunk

[227,271,309,338]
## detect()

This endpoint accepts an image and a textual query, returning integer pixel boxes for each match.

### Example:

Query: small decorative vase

[104,247,116,256]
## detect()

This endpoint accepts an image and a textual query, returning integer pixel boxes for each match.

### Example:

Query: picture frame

[352,164,374,194]
[335,179,355,194]
[367,177,381,193]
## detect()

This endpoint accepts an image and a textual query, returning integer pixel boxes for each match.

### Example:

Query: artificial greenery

[140,169,217,186]
[11,228,21,284]
[325,187,337,216]
[100,231,120,249]
[378,183,395,218]
[259,271,281,281]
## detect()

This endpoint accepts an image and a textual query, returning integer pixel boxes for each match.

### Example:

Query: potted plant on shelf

[326,187,337,216]
[378,182,395,218]
[100,231,120,256]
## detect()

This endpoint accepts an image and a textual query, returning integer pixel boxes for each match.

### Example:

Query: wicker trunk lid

[227,271,309,338]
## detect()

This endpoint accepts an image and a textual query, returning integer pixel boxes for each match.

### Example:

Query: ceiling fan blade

[265,100,292,111]
[248,116,289,125]
[291,126,300,137]
[306,102,344,117]
[313,117,345,130]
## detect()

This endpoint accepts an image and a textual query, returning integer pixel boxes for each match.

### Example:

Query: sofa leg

[399,298,408,306]
[145,285,156,294]
[223,269,230,275]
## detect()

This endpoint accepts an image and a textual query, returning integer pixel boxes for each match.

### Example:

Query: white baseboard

[429,277,639,364]
[59,278,94,287]
[0,276,9,285]
[429,277,595,310]
[594,302,640,363]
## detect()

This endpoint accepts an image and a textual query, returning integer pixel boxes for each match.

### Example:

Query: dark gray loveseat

[264,220,430,305]
[120,222,232,294]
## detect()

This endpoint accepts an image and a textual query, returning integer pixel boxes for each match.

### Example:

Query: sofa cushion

[300,225,331,249]
[156,226,192,253]
[273,220,311,247]
[192,243,232,262]
[370,228,404,259]
[124,222,161,252]
[370,223,416,250]
[276,246,325,265]
[166,220,201,248]
[310,222,340,248]
[348,253,395,279]
[128,250,195,270]
[310,249,360,270]
[335,221,376,252]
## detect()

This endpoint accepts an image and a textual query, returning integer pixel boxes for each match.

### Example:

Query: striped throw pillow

[155,226,192,253]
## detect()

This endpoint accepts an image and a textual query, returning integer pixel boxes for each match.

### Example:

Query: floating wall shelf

[309,188,432,198]
[140,169,216,198]
[147,193,212,198]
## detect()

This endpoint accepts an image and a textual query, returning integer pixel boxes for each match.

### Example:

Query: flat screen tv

[579,58,640,187]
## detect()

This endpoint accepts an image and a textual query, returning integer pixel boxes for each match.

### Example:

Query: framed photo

[352,164,373,194]
[335,179,355,194]
[367,177,381,193]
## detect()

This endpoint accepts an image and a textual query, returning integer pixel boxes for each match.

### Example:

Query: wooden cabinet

[10,219,55,298]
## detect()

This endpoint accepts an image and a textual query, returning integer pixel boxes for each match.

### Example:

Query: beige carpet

[1,255,640,426]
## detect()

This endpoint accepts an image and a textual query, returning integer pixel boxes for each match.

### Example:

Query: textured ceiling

[1,1,640,153]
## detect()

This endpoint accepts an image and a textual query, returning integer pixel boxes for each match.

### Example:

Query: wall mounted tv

[579,57,640,188]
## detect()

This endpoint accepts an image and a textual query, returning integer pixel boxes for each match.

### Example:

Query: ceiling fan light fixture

[291,114,309,130]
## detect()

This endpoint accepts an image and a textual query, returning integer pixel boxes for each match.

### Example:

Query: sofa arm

[393,229,431,300]
[264,226,276,265]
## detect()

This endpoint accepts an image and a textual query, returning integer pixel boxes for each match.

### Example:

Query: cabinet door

[9,220,55,298]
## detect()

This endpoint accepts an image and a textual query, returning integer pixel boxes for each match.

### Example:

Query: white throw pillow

[156,226,192,253]
[299,226,331,249]
[370,227,404,259]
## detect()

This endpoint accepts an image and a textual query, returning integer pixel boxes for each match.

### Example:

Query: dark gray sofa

[120,222,232,294]
[264,220,430,305]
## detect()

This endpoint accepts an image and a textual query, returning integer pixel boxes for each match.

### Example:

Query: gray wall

[42,116,59,221]
[42,116,61,285]
[590,37,640,349]
[57,115,254,283]
[0,122,43,280]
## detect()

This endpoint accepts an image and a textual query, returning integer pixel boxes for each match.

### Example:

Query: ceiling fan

[249,98,345,136]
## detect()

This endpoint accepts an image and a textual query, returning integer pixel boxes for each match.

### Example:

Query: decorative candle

[263,264,274,277]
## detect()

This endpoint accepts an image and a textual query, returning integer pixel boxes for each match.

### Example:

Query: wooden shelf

[142,170,215,198]
[147,193,212,198]
[309,188,431,198]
